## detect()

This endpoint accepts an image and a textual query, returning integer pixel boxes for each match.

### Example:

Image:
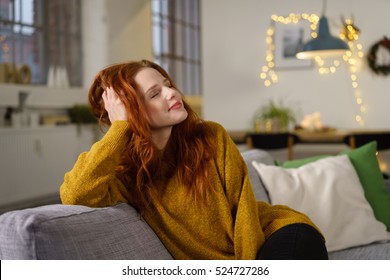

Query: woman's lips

[169,101,182,111]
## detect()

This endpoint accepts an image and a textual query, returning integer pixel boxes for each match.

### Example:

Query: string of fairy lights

[260,13,366,126]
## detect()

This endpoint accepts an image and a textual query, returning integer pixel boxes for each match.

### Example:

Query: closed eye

[151,91,160,99]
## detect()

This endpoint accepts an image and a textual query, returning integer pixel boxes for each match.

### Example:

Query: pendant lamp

[296,0,349,59]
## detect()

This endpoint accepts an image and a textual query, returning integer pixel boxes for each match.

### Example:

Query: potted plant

[68,104,97,125]
[253,100,297,132]
[68,104,101,139]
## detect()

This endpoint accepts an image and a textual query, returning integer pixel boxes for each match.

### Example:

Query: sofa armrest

[0,203,173,260]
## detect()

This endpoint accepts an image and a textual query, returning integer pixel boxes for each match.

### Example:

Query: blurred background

[1,0,389,212]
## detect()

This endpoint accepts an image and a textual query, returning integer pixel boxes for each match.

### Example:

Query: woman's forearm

[60,121,132,207]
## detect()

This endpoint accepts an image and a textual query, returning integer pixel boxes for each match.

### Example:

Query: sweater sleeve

[60,121,132,207]
[256,201,318,239]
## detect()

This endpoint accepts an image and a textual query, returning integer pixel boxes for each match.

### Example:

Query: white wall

[202,0,390,130]
[82,0,153,88]
[82,0,109,88]
[106,0,153,64]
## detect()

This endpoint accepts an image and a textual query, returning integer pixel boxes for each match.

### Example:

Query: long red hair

[88,60,216,211]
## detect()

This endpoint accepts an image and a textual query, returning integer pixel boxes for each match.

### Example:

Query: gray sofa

[1,149,389,259]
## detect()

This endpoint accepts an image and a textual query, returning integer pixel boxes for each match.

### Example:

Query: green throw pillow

[277,141,390,230]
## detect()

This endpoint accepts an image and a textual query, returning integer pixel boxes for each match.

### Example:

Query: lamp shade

[296,16,349,59]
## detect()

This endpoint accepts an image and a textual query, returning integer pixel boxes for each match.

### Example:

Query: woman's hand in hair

[102,87,128,123]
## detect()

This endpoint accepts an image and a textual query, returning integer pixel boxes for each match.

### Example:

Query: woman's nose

[164,86,177,99]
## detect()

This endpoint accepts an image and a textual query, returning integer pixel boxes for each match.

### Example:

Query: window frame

[152,0,202,96]
[0,0,82,86]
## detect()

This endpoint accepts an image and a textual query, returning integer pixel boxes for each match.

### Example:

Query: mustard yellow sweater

[60,121,317,259]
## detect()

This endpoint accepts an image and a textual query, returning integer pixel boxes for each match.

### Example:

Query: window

[152,0,201,96]
[0,0,82,86]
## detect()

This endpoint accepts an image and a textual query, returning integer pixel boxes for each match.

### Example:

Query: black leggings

[257,223,328,260]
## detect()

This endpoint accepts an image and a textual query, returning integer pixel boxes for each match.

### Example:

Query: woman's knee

[257,223,328,260]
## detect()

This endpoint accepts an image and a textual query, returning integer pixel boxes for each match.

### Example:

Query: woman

[60,60,328,260]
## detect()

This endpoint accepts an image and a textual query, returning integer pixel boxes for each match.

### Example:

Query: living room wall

[81,0,390,131]
[202,0,390,130]
[82,0,153,88]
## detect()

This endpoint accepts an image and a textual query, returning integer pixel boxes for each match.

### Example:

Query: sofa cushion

[278,141,390,231]
[241,149,274,202]
[329,241,390,260]
[0,203,173,260]
[252,155,390,252]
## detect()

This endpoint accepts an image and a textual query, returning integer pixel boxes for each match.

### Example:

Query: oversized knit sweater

[60,120,318,259]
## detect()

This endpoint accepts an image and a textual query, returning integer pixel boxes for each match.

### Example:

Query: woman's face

[134,67,188,131]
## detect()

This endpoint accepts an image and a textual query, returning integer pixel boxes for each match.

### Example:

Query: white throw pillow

[252,155,390,252]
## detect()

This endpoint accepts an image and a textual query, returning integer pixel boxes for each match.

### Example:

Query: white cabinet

[0,125,100,212]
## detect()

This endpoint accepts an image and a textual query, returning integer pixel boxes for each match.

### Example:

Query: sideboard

[0,124,102,213]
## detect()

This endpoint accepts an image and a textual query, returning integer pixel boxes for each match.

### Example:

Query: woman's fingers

[102,87,128,122]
